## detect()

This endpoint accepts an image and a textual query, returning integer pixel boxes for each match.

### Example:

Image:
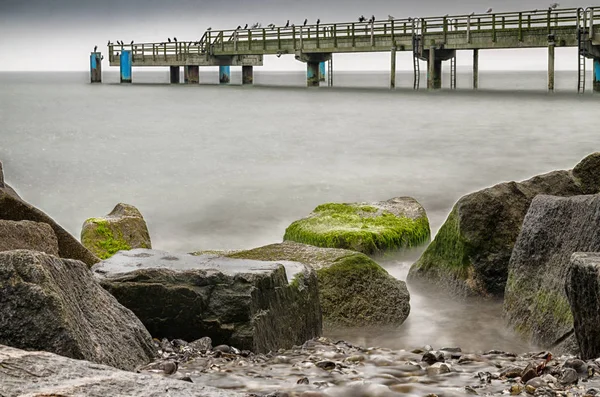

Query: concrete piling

[307,61,320,87]
[219,65,231,84]
[427,47,442,89]
[473,49,479,90]
[170,66,180,84]
[184,66,199,84]
[548,36,555,92]
[90,52,102,83]
[319,61,326,82]
[120,50,132,83]
[594,58,600,92]
[390,48,396,89]
[242,65,253,85]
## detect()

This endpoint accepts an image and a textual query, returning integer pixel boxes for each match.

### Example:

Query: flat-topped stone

[0,220,59,256]
[93,249,321,352]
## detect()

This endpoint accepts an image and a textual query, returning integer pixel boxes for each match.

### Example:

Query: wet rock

[93,249,322,353]
[522,363,539,383]
[189,336,212,352]
[214,344,231,353]
[316,360,336,370]
[0,344,237,397]
[422,352,439,365]
[0,219,59,255]
[501,366,524,379]
[505,194,600,352]
[297,377,309,384]
[283,197,430,255]
[566,253,600,360]
[526,377,547,391]
[533,387,556,397]
[441,347,462,353]
[564,358,588,376]
[81,203,152,260]
[0,250,156,370]
[225,241,410,328]
[586,388,600,396]
[559,368,579,385]
[408,153,600,298]
[510,384,524,395]
[0,165,99,266]
[426,362,452,376]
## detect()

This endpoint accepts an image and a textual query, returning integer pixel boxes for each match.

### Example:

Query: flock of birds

[100,2,562,55]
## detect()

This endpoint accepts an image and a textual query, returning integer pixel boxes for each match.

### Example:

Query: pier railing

[108,6,600,62]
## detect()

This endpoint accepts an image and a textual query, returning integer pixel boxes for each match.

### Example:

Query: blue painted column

[219,66,231,84]
[319,61,326,82]
[594,58,600,92]
[307,62,319,87]
[90,52,102,83]
[120,50,132,83]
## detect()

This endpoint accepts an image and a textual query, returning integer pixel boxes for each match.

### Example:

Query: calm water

[1,71,598,353]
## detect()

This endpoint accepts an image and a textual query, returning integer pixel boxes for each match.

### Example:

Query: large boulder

[0,219,59,255]
[0,163,99,266]
[227,241,411,328]
[0,344,238,397]
[565,252,600,360]
[504,195,600,352]
[0,250,157,370]
[284,197,430,255]
[92,249,322,352]
[82,203,152,259]
[408,153,600,298]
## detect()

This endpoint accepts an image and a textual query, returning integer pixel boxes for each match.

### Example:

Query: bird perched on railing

[267,23,276,29]
[168,38,171,42]
[316,19,320,25]
[236,25,241,30]
[244,23,248,29]
[303,18,308,26]
[94,45,97,52]
[107,40,111,46]
[130,40,134,45]
[550,2,560,8]
[285,20,290,28]
[388,15,394,21]
[174,37,178,42]
[359,15,366,22]
[486,8,493,13]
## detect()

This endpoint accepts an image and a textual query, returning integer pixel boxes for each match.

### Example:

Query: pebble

[560,368,579,385]
[214,344,231,353]
[315,360,336,371]
[426,362,452,376]
[502,366,525,379]
[511,384,524,395]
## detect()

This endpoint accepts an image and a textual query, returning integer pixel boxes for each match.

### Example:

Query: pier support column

[219,66,231,84]
[548,39,555,92]
[120,51,132,83]
[427,48,442,89]
[184,66,199,84]
[390,48,396,89]
[307,61,320,87]
[473,49,479,90]
[90,52,102,83]
[594,58,600,92]
[319,62,326,82]
[170,66,180,84]
[242,65,253,85]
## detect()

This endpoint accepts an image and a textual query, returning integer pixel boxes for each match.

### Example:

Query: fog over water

[1,71,598,353]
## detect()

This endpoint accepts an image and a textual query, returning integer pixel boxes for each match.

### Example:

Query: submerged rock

[92,249,322,353]
[409,153,600,298]
[504,195,600,352]
[81,203,151,259]
[0,344,238,397]
[565,253,600,360]
[0,219,59,255]
[283,197,430,255]
[0,164,99,266]
[0,250,156,370]
[227,241,410,328]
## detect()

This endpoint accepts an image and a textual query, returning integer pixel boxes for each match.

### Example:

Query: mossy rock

[227,241,410,328]
[81,203,151,260]
[283,197,430,255]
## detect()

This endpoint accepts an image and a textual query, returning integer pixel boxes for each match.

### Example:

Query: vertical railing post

[317,25,320,48]
[467,16,471,44]
[547,9,552,34]
[249,31,252,50]
[300,27,303,49]
[278,27,281,50]
[391,20,395,46]
[352,23,356,47]
[443,17,447,43]
[263,29,266,50]
[142,44,145,61]
[492,14,496,42]
[502,16,506,29]
[334,24,338,47]
[371,22,375,46]
[519,12,523,41]
[293,27,296,50]
[528,15,531,28]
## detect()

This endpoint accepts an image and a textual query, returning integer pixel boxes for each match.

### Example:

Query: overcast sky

[0,0,588,71]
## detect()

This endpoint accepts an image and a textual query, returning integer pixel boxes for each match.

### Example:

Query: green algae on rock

[227,241,410,328]
[283,197,430,255]
[81,203,151,260]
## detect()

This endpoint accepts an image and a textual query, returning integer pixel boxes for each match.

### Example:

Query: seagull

[303,18,308,26]
[130,40,134,45]
[168,38,171,42]
[285,20,290,28]
[408,17,413,21]
[372,14,376,21]
[486,8,493,13]
[268,23,275,29]
[316,19,320,25]
[174,37,178,41]
[244,23,248,29]
[359,15,366,22]
[94,45,97,52]
[388,15,394,21]
[236,25,241,29]
[550,2,559,8]
[107,40,111,46]
[207,27,212,31]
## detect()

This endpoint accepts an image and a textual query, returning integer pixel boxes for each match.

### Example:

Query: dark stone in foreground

[409,153,600,298]
[566,253,600,360]
[0,344,238,397]
[504,195,600,352]
[0,163,99,266]
[0,250,156,371]
[0,219,59,255]
[93,249,322,353]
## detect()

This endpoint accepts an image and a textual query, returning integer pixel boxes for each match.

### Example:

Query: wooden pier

[94,6,600,92]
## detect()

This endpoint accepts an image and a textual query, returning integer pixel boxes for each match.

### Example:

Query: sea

[0,70,598,353]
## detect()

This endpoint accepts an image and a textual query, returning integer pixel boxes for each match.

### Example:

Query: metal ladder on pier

[327,57,333,87]
[412,19,422,90]
[450,54,457,89]
[577,26,588,93]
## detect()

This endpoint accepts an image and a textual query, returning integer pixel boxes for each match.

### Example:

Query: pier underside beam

[184,66,199,84]
[90,52,102,83]
[170,66,180,84]
[242,65,253,85]
[120,51,132,83]
[219,66,231,84]
[473,49,479,90]
[595,58,600,92]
